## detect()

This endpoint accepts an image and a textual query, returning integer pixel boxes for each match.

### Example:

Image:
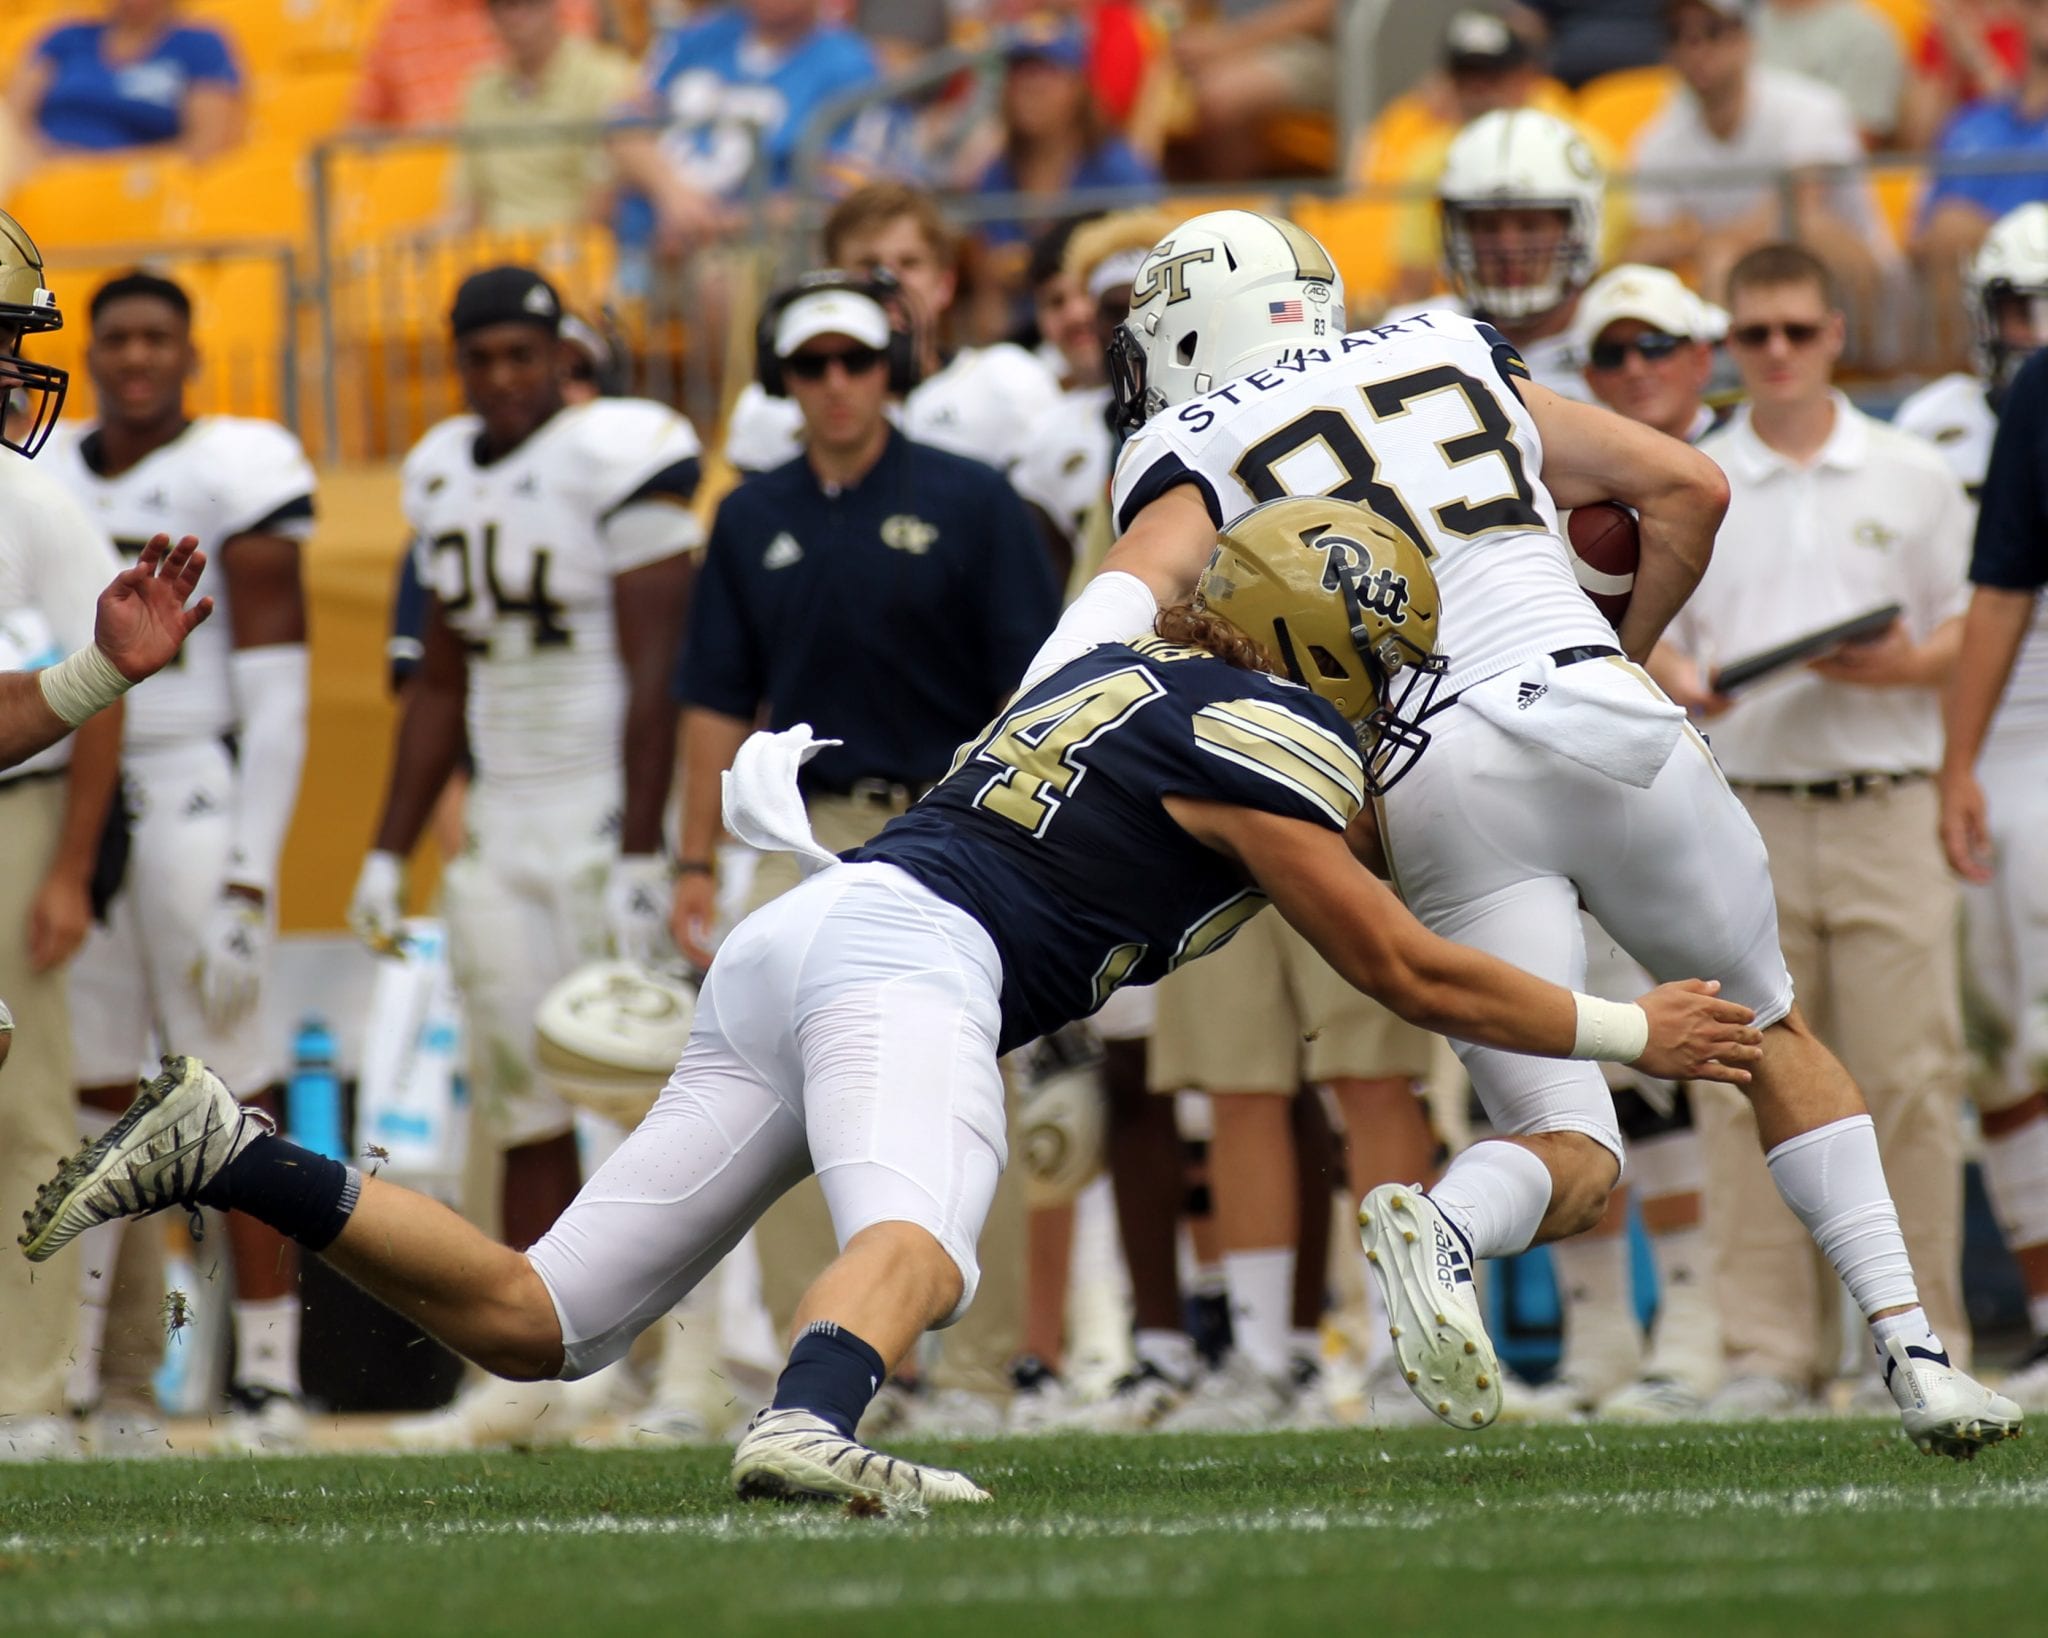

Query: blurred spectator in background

[1167,0,1334,182]
[1753,0,1906,145]
[1022,214,1100,385]
[974,23,1156,250]
[1387,10,1593,305]
[820,0,960,188]
[7,0,243,166]
[1914,0,2048,368]
[1512,0,1668,87]
[354,0,600,131]
[1627,0,1890,344]
[453,0,634,231]
[610,0,878,262]
[1902,0,2025,150]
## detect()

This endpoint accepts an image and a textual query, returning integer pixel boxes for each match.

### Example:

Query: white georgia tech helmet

[1438,108,1604,325]
[1967,201,2048,394]
[1109,209,1345,433]
[534,959,699,1128]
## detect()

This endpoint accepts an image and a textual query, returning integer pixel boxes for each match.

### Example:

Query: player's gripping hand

[348,850,407,957]
[1634,980,1762,1084]
[606,853,676,967]
[96,534,213,683]
[194,890,266,1030]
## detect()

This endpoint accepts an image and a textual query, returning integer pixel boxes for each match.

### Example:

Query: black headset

[755,267,921,398]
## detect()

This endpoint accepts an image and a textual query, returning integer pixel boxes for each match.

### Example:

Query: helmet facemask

[1442,201,1589,326]
[0,209,68,461]
[1336,566,1446,795]
[1,341,67,461]
[1974,282,2048,405]
[1107,318,1158,435]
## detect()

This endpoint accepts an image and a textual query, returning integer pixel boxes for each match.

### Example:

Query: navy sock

[195,1135,362,1252]
[770,1322,887,1438]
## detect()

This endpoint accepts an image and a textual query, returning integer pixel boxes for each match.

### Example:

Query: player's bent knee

[474,1257,570,1381]
[1525,1130,1623,1238]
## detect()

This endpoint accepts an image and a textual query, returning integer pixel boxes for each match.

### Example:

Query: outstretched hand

[1635,979,1763,1084]
[94,535,213,683]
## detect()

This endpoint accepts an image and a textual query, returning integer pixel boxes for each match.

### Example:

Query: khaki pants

[1699,780,1968,1383]
[748,796,1026,1400]
[0,777,84,1416]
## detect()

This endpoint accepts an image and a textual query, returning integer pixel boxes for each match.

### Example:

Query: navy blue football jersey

[850,636,1369,1052]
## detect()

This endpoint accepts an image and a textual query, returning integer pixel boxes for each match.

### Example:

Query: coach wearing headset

[670,273,1057,1421]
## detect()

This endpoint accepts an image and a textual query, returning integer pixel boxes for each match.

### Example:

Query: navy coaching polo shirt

[1974,347,2048,593]
[672,427,1060,792]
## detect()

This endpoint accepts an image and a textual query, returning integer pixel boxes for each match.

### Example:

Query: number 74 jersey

[1112,308,1615,696]
[403,398,702,791]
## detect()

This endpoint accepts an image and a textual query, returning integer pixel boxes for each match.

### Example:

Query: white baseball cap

[1572,263,1727,357]
[774,289,891,358]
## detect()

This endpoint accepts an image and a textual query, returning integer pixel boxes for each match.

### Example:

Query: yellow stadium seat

[1862,0,1931,54]
[4,153,182,250]
[167,143,312,244]
[1872,162,1926,248]
[331,146,455,245]
[250,67,358,148]
[1573,66,1678,156]
[1291,195,1399,318]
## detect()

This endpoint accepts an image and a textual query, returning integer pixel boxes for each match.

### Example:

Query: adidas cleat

[1882,1337,2024,1460]
[18,1056,266,1262]
[731,1408,990,1506]
[1357,1182,1503,1430]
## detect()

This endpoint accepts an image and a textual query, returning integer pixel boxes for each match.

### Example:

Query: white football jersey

[43,417,316,749]
[404,397,703,793]
[723,343,1064,474]
[1011,384,1113,552]
[1113,308,1613,696]
[1894,371,2048,748]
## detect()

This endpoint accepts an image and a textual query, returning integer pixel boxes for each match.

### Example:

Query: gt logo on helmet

[1132,244,1216,308]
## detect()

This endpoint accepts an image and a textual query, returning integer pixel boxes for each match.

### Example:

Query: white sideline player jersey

[723,342,1064,474]
[1380,292,1591,401]
[42,417,315,749]
[1894,372,2048,749]
[1011,384,1113,551]
[1113,308,1614,697]
[404,397,703,793]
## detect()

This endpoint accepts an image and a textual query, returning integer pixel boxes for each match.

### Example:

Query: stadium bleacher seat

[1573,66,1678,156]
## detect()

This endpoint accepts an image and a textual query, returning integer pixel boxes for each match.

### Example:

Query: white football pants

[526,862,1010,1379]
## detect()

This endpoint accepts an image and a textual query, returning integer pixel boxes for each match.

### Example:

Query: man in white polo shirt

[1655,243,1974,1417]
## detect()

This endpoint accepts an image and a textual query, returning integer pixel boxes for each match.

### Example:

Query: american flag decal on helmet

[1268,299,1303,323]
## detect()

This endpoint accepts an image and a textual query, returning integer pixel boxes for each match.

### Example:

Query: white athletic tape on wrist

[1571,992,1650,1064]
[37,645,131,727]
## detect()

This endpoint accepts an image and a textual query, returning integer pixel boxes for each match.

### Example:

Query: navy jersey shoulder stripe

[1115,448,1223,535]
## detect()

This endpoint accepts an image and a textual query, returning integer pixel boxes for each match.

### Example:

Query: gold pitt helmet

[0,209,67,459]
[1198,495,1447,793]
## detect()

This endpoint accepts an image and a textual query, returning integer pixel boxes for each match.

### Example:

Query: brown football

[1564,501,1640,628]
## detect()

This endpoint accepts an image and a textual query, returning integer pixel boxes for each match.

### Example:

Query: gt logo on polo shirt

[763,532,803,570]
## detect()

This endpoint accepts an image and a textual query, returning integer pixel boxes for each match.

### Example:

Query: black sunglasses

[783,345,886,381]
[1729,320,1824,349]
[1588,331,1687,370]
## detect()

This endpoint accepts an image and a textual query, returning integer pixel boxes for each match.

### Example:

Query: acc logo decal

[1131,241,1216,307]
[881,514,938,554]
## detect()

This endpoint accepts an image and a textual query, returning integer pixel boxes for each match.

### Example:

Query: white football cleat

[1050,1360,1189,1433]
[18,1057,267,1262]
[1703,1373,1808,1421]
[731,1408,990,1506]
[0,1414,82,1463]
[1157,1354,1294,1433]
[1357,1183,1502,1429]
[1882,1337,2024,1460]
[215,1386,309,1456]
[1600,1373,1706,1423]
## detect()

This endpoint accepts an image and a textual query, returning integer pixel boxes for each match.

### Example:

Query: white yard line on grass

[5,1475,2047,1563]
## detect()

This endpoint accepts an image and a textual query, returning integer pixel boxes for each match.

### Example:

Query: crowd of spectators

[10,1,2048,368]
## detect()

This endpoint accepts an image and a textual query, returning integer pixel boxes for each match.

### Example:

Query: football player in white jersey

[722,182,1062,476]
[43,271,318,1453]
[1429,107,1606,401]
[1912,203,2048,1410]
[1033,208,2022,1455]
[347,266,702,1446]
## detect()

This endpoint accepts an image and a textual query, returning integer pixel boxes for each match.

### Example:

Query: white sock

[1548,1232,1642,1391]
[1642,1222,1721,1392]
[1133,1327,1196,1386]
[233,1296,302,1397]
[1870,1305,1947,1369]
[1221,1247,1295,1380]
[1427,1140,1554,1260]
[1764,1114,1920,1319]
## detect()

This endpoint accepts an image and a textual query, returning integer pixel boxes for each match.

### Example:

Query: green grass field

[0,1422,2038,1638]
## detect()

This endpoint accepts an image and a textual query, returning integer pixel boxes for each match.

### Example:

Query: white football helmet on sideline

[535,960,698,1128]
[1439,108,1604,324]
[1968,201,2048,394]
[1109,209,1346,433]
[1018,1025,1107,1206]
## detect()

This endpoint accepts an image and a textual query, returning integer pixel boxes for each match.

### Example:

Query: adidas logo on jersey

[182,789,219,819]
[763,533,803,570]
[1516,681,1547,710]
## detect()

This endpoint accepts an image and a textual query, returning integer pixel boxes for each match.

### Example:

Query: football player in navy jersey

[21,498,1762,1505]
